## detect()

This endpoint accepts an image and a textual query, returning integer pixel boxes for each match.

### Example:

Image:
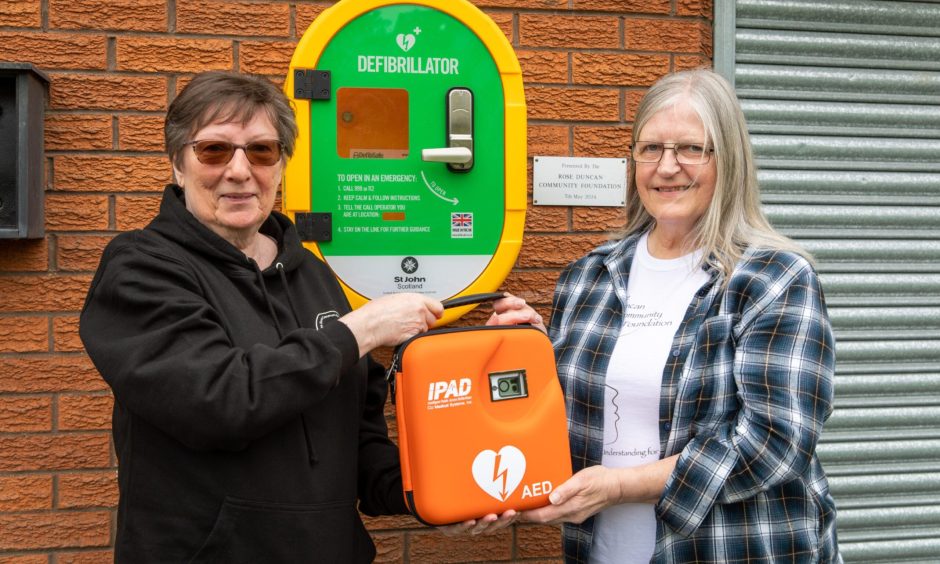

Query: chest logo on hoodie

[315,311,340,330]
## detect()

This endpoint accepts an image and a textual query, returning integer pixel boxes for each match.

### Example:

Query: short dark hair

[165,71,298,169]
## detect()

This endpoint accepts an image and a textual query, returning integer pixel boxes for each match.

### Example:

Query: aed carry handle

[440,292,507,310]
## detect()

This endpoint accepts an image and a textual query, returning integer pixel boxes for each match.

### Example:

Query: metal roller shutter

[714,1,940,561]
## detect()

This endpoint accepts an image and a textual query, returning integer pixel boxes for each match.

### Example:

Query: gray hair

[165,71,298,170]
[622,68,812,278]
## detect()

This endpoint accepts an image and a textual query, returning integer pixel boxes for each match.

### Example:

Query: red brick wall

[0,1,712,561]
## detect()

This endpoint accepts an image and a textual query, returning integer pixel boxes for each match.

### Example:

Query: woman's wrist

[610,467,636,505]
[609,455,678,506]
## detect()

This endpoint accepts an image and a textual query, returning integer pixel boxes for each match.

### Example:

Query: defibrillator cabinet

[284,0,526,325]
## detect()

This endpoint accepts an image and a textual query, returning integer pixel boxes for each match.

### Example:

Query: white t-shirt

[589,232,709,564]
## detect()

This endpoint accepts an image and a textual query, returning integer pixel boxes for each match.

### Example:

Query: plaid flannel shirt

[549,233,840,564]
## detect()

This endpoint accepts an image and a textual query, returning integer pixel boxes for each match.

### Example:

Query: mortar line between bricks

[168,0,177,33]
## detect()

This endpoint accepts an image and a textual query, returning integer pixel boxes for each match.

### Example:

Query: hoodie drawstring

[276,262,304,329]
[255,266,284,339]
[257,262,318,465]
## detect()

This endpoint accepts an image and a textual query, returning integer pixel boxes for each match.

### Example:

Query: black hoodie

[80,185,407,563]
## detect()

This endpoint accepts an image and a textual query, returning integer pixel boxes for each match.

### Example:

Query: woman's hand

[519,466,623,525]
[521,456,678,525]
[487,293,546,334]
[339,293,443,357]
[437,509,518,536]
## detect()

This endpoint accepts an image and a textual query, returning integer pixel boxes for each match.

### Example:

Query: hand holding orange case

[390,296,572,525]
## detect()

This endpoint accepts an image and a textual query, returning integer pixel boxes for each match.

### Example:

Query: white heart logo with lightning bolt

[472,446,526,502]
[396,33,416,52]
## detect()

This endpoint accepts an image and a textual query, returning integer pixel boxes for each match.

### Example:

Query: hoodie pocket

[190,497,371,563]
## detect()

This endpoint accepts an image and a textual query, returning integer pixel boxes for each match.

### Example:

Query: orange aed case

[389,303,572,525]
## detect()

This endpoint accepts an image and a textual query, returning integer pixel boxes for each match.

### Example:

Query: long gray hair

[622,69,812,279]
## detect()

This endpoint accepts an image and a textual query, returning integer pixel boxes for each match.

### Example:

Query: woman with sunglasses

[78,71,480,562]
[520,69,841,563]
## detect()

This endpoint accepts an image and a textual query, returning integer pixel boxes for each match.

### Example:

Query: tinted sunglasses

[186,139,283,166]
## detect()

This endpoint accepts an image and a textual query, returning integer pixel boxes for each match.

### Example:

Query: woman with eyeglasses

[78,71,526,562]
[520,69,841,563]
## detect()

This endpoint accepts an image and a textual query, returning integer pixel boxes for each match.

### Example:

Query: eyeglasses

[186,139,283,166]
[630,142,713,165]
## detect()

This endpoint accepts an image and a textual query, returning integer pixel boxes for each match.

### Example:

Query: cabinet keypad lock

[421,87,473,172]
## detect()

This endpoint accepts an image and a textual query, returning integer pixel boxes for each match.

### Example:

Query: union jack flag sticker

[451,212,473,238]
